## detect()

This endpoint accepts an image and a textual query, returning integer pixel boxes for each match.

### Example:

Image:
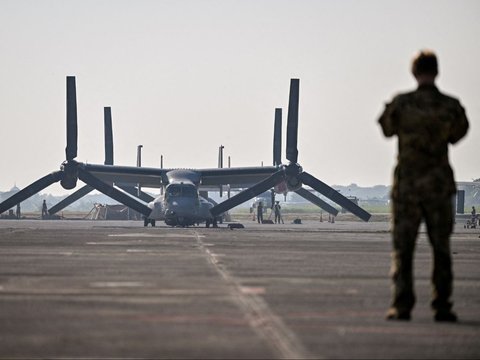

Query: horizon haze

[1,0,478,196]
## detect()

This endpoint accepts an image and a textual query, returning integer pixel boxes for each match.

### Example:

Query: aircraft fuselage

[146,180,216,227]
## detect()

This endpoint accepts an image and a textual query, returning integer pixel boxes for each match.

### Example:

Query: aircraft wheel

[144,218,149,227]
[151,220,156,227]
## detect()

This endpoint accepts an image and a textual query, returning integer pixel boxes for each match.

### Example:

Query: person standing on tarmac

[274,201,283,224]
[378,50,469,322]
[41,200,48,219]
[257,201,264,224]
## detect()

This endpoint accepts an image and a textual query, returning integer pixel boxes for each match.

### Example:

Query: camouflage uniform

[379,84,469,316]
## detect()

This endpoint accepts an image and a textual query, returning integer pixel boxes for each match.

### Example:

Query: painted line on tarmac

[193,231,315,360]
[108,233,205,238]
[90,281,146,288]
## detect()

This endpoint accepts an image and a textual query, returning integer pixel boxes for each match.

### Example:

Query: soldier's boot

[432,289,456,322]
[385,307,411,321]
[431,240,456,322]
[387,249,415,321]
[434,310,457,322]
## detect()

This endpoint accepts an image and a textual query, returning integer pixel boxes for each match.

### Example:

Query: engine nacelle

[286,175,302,192]
[60,161,78,190]
[284,163,303,192]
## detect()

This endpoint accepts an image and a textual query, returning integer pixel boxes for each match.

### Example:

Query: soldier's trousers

[391,195,454,313]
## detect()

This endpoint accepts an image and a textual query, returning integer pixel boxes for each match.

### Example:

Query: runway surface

[0,219,479,359]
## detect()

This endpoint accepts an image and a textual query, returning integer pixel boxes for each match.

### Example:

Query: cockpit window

[166,184,196,198]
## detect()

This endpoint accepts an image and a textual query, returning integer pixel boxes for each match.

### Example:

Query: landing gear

[143,218,156,227]
[206,218,218,228]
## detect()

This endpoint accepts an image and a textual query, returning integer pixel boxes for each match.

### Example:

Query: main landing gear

[144,218,156,227]
[205,218,218,228]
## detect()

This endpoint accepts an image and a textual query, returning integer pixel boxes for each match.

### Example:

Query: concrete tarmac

[0,219,479,359]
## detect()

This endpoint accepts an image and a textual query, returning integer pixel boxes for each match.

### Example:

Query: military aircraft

[0,77,371,226]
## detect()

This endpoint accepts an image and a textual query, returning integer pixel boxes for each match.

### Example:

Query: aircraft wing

[83,164,168,188]
[198,166,277,187]
[82,163,277,189]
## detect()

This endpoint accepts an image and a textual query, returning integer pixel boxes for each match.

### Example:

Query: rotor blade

[117,185,155,203]
[48,184,94,215]
[273,108,282,166]
[77,168,152,217]
[218,146,224,197]
[299,172,371,222]
[65,76,78,161]
[210,169,285,217]
[295,187,339,216]
[0,171,63,214]
[104,107,113,165]
[286,78,299,164]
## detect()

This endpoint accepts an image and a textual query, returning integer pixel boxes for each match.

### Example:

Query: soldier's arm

[378,99,399,137]
[449,101,469,144]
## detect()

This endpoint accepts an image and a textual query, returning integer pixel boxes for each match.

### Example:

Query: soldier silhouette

[257,201,264,224]
[41,200,48,219]
[378,50,469,322]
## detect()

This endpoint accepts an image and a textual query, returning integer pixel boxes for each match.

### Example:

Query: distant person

[16,203,21,219]
[257,201,264,224]
[251,203,256,221]
[378,50,469,322]
[274,201,283,224]
[41,200,48,219]
[472,206,477,225]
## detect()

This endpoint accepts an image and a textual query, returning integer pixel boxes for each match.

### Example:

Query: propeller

[118,185,154,203]
[0,76,77,214]
[65,76,78,161]
[49,106,154,214]
[211,78,372,222]
[273,108,282,166]
[210,169,285,216]
[48,184,93,215]
[104,107,114,165]
[49,106,113,215]
[218,145,224,197]
[77,167,151,216]
[294,187,338,216]
[136,145,143,197]
[286,79,299,164]
[298,172,371,222]
[0,77,152,219]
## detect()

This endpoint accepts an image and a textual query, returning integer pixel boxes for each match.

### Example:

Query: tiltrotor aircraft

[0,77,371,226]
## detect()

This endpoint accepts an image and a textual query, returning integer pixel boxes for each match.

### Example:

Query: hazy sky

[1,0,478,195]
